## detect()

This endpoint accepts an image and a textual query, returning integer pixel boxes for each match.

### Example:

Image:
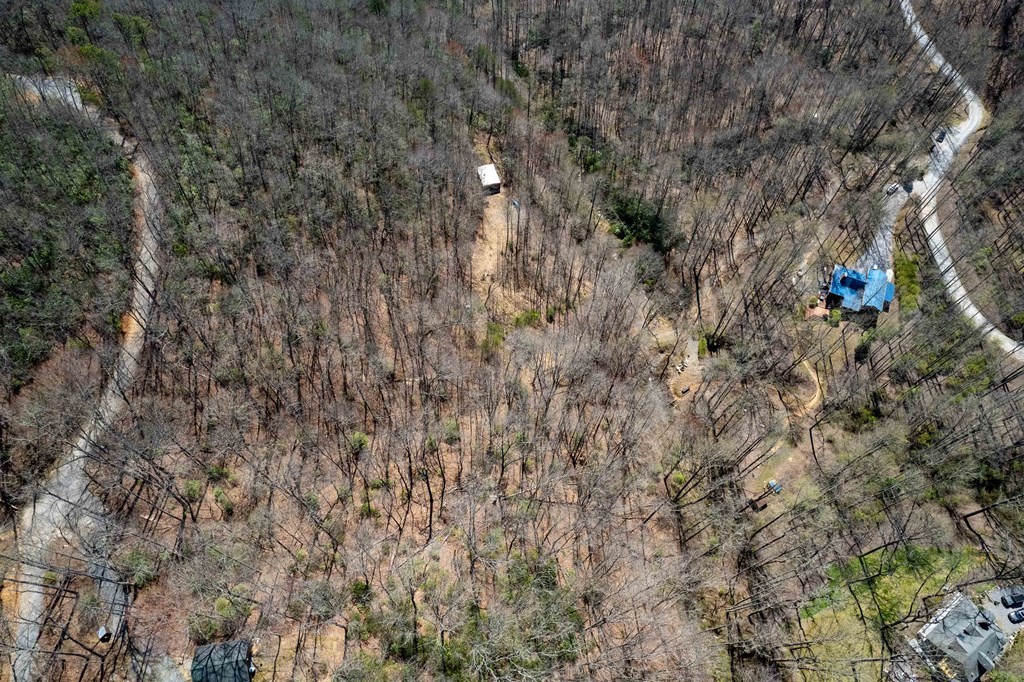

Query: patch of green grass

[800,591,839,619]
[805,546,982,665]
[893,252,920,313]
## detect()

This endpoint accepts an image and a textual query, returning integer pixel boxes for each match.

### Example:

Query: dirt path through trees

[797,359,823,416]
[7,75,163,681]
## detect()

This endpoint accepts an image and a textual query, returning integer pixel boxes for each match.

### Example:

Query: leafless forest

[1,0,1023,680]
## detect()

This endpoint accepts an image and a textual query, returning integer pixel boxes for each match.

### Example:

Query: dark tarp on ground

[190,640,252,682]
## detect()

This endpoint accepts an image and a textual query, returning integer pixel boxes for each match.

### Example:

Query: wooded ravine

[0,1,1023,680]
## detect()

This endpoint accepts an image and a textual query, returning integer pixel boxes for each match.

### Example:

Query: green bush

[697,335,709,358]
[482,321,505,357]
[513,309,542,328]
[606,185,672,253]
[855,330,875,363]
[845,402,881,432]
[214,595,237,619]
[207,585,253,636]
[112,12,152,48]
[473,45,494,72]
[442,418,461,445]
[70,0,101,20]
[568,131,605,174]
[350,431,369,454]
[946,352,994,398]
[351,579,373,606]
[122,549,158,588]
[495,77,522,105]
[187,614,219,644]
[213,487,234,517]
[359,500,378,519]
[206,464,230,482]
[183,479,203,502]
[355,553,584,678]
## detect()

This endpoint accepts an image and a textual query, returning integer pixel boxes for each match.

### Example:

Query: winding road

[893,1,1024,363]
[8,76,162,681]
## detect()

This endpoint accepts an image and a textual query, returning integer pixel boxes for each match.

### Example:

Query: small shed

[191,640,255,682]
[477,164,501,195]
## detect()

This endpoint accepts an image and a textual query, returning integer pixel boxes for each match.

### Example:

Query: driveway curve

[897,1,1024,363]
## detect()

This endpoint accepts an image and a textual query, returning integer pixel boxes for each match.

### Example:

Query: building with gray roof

[909,593,1007,682]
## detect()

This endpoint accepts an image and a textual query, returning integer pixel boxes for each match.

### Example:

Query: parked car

[1009,609,1024,625]
[1001,586,1024,609]
[936,130,947,143]
[886,183,900,196]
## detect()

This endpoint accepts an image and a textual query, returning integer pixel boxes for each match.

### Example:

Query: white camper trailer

[477,164,501,195]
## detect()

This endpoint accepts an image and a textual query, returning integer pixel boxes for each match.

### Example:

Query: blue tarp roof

[864,269,895,311]
[829,265,894,312]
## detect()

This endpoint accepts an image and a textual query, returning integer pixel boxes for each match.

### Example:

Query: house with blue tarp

[827,265,895,312]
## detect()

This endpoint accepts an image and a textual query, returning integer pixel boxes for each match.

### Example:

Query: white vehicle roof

[477,164,501,187]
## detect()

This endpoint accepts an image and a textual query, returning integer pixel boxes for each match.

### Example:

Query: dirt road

[897,1,1024,363]
[8,76,162,681]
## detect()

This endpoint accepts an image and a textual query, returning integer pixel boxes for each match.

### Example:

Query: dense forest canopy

[0,0,1022,680]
